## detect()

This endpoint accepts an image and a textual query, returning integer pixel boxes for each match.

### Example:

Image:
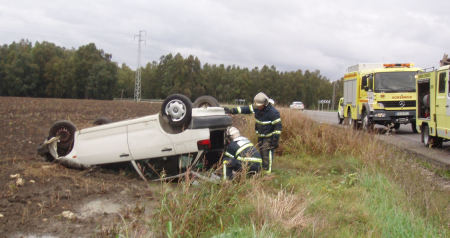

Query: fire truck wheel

[338,113,343,124]
[421,125,430,147]
[411,120,418,133]
[393,123,400,130]
[348,111,356,129]
[361,112,373,131]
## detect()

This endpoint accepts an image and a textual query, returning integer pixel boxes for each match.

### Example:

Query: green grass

[106,109,449,237]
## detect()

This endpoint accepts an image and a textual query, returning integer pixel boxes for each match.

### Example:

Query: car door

[127,117,175,160]
[76,124,130,165]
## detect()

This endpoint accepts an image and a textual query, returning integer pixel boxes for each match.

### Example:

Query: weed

[110,108,448,237]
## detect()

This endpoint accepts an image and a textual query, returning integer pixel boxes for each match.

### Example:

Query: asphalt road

[302,110,450,168]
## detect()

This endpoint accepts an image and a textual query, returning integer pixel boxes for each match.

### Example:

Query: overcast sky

[1,0,449,80]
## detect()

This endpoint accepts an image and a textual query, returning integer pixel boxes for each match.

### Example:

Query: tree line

[0,40,343,108]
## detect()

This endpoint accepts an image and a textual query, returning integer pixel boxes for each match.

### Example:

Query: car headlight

[377,103,384,109]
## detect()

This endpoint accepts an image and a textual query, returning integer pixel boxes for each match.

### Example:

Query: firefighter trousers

[259,138,274,173]
[222,158,261,180]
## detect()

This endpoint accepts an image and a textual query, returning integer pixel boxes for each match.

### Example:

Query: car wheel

[93,117,112,126]
[161,94,192,128]
[49,120,76,156]
[193,95,220,108]
[411,120,418,133]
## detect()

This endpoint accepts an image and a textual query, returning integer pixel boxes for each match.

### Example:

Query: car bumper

[189,115,232,129]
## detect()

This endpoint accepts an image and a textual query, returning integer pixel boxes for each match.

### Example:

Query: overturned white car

[38,94,232,180]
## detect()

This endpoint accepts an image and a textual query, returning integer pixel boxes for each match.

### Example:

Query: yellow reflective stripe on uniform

[223,160,229,180]
[256,132,273,137]
[272,118,281,124]
[237,107,242,114]
[268,150,273,173]
[237,157,262,163]
[249,105,254,113]
[235,143,253,156]
[273,130,281,135]
[255,119,272,125]
[225,152,234,158]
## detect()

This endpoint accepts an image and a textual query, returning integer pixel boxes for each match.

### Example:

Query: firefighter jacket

[231,104,282,147]
[224,136,262,163]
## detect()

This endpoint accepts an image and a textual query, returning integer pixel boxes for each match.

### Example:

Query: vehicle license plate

[396,111,409,116]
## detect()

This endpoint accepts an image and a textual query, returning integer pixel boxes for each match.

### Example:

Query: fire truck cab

[343,63,421,131]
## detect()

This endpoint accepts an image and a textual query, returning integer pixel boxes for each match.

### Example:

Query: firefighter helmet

[226,126,240,140]
[254,92,269,107]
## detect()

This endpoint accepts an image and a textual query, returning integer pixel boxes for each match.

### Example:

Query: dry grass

[278,108,384,159]
[250,183,309,232]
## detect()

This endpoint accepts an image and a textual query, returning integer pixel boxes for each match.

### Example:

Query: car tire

[48,120,76,156]
[193,95,220,108]
[161,94,192,128]
[93,117,112,126]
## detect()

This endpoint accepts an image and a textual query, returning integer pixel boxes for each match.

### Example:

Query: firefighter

[224,92,282,174]
[223,127,262,180]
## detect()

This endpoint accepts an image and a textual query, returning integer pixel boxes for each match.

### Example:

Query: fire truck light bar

[383,63,414,68]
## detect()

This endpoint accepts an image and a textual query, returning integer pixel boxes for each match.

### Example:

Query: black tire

[361,111,373,131]
[411,120,418,133]
[193,95,220,108]
[93,117,112,126]
[435,138,443,148]
[422,124,430,147]
[48,120,76,156]
[161,94,192,127]
[348,110,356,129]
[393,123,400,130]
[338,113,343,124]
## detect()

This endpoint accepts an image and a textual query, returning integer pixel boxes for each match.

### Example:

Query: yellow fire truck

[416,65,450,147]
[343,63,421,131]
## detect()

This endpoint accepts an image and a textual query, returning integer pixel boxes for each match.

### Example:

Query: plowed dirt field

[0,97,169,237]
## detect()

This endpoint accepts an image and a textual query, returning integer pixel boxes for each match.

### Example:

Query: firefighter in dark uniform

[225,92,282,174]
[223,127,262,180]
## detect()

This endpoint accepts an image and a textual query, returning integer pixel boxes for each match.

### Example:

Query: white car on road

[290,101,305,111]
[38,94,232,180]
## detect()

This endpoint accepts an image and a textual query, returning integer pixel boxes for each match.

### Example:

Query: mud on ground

[0,97,249,237]
[0,97,167,237]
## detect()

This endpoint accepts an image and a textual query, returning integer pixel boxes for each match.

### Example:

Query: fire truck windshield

[374,71,417,93]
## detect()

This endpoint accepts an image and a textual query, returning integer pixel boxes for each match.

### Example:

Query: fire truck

[416,65,450,147]
[343,63,421,131]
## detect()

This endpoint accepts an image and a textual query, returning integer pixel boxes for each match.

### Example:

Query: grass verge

[108,109,449,237]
